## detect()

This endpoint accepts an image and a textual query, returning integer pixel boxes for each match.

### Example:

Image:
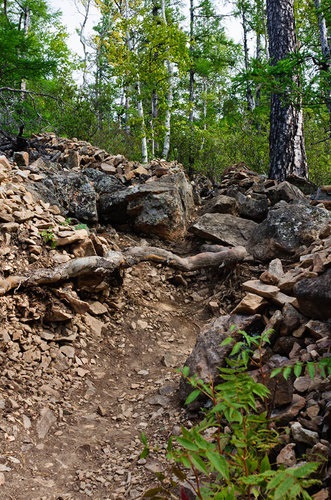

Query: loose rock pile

[0,137,330,497]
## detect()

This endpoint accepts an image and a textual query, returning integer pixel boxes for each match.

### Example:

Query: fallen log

[0,245,248,295]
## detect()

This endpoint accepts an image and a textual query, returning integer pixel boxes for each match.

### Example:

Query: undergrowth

[142,329,325,499]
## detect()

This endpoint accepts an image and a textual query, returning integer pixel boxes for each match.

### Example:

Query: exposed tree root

[0,245,248,295]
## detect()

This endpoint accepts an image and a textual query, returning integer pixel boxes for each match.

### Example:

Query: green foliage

[271,357,331,381]
[39,228,56,248]
[74,223,88,231]
[143,329,321,499]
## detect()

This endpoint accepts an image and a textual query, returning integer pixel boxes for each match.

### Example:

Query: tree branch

[0,87,60,100]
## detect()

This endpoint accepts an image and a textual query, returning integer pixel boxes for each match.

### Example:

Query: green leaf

[220,336,234,347]
[185,389,201,405]
[293,363,303,378]
[271,367,283,378]
[307,362,316,379]
[182,366,190,378]
[205,450,230,480]
[189,453,208,474]
[176,437,200,452]
[140,432,148,446]
[283,365,292,380]
[260,454,271,473]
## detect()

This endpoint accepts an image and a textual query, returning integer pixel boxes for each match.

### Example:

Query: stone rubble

[0,139,330,497]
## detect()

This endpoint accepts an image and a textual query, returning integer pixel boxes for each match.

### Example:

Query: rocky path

[0,259,217,499]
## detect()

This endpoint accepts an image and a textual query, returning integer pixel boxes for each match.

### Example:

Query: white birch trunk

[137,80,148,163]
[161,0,173,160]
[162,60,174,159]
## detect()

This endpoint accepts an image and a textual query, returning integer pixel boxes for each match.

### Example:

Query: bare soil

[0,231,249,499]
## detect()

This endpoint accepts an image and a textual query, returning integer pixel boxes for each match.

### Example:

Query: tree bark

[314,0,331,120]
[0,246,248,295]
[266,0,308,181]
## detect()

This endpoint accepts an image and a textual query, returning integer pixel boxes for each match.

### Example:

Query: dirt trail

[0,255,221,499]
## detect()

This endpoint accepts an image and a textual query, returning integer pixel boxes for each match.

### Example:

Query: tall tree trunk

[266,0,308,181]
[74,0,92,87]
[162,60,174,159]
[188,0,195,176]
[314,0,331,120]
[137,80,148,163]
[20,6,30,101]
[242,7,255,111]
[161,0,173,160]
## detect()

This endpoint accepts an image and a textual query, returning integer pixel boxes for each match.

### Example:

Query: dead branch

[0,246,248,295]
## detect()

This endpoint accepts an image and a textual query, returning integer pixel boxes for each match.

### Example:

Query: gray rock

[236,191,269,222]
[178,314,263,403]
[293,269,331,320]
[43,172,98,223]
[36,407,57,439]
[249,201,330,261]
[189,213,258,247]
[266,181,306,205]
[291,421,319,446]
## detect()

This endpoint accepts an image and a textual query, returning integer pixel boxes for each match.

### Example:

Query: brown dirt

[0,230,250,499]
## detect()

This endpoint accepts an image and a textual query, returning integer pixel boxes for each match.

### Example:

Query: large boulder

[43,172,98,223]
[93,171,194,240]
[248,201,330,261]
[189,213,258,247]
[293,269,331,320]
[178,314,264,403]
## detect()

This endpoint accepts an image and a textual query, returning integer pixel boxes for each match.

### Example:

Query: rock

[280,304,306,335]
[0,155,11,169]
[95,170,194,240]
[84,313,105,337]
[293,376,315,393]
[66,150,80,169]
[88,301,108,315]
[249,201,330,261]
[43,172,98,223]
[293,269,331,320]
[306,320,331,339]
[45,305,73,322]
[60,345,75,358]
[203,194,238,215]
[276,443,297,467]
[260,258,284,285]
[232,293,267,314]
[291,421,319,446]
[259,354,294,407]
[271,394,306,424]
[13,151,29,167]
[235,191,269,222]
[54,228,89,247]
[36,407,57,439]
[101,163,117,174]
[178,314,263,403]
[146,395,170,407]
[312,490,330,500]
[242,280,298,307]
[190,213,257,247]
[266,180,306,205]
[127,173,194,240]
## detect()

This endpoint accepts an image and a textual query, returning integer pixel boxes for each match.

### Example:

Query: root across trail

[0,245,247,294]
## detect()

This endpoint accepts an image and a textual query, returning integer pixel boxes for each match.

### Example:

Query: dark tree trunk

[266,0,308,181]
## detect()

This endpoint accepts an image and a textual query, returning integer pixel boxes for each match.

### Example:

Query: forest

[0,0,330,183]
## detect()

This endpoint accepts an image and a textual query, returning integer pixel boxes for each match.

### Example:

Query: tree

[266,0,308,181]
[0,0,74,135]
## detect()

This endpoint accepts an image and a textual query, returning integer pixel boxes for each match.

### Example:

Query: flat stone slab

[189,213,258,247]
